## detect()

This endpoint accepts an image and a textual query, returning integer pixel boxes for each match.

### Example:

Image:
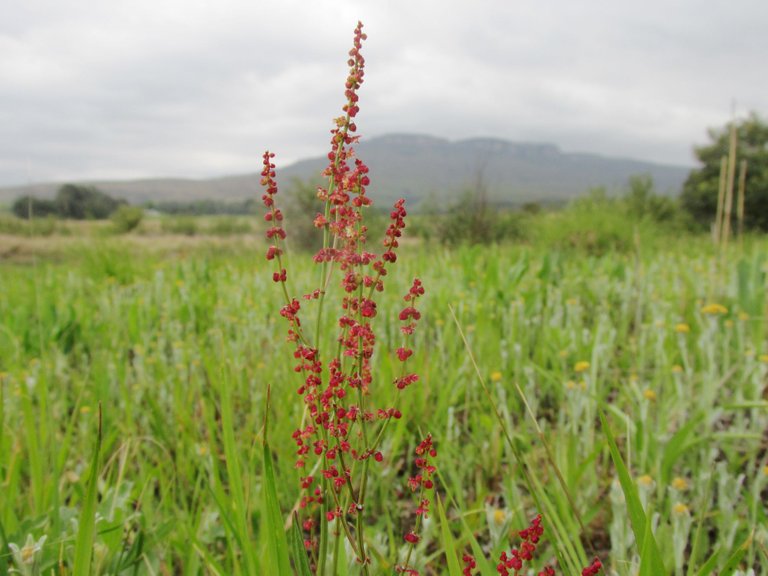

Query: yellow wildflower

[671,365,683,373]
[759,354,768,364]
[643,389,657,401]
[490,371,503,383]
[672,502,690,516]
[701,303,728,315]
[80,406,92,414]
[565,380,577,390]
[574,361,590,373]
[493,509,506,526]
[738,312,749,321]
[637,474,654,488]
[671,477,689,491]
[674,323,690,333]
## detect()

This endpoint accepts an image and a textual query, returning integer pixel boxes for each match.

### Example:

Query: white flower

[8,534,46,575]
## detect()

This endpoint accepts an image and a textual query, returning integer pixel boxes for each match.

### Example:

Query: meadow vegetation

[1,21,767,576]
[1,219,766,575]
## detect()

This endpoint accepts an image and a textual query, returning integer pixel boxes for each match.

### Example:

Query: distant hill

[0,134,690,209]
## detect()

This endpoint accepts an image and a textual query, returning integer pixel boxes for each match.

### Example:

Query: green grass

[0,233,766,574]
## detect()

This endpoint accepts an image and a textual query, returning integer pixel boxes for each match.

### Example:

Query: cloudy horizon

[2,0,766,187]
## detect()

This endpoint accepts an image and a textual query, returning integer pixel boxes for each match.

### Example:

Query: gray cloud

[1,0,766,186]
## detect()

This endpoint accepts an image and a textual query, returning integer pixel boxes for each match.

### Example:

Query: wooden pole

[714,155,727,244]
[737,159,747,239]
[721,125,737,250]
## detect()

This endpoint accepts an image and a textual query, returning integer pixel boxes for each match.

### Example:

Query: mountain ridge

[0,133,691,208]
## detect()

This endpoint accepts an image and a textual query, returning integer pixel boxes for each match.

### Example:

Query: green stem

[401,482,428,573]
[318,475,329,575]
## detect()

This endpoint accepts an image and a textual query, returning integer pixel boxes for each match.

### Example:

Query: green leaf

[436,494,463,576]
[718,533,752,576]
[637,505,659,576]
[73,404,103,576]
[694,548,720,576]
[687,474,714,576]
[219,370,258,574]
[599,408,667,575]
[660,413,705,487]
[262,440,291,575]
[291,512,313,576]
[457,510,495,576]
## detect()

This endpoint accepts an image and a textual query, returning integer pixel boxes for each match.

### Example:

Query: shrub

[205,217,252,236]
[110,205,144,234]
[161,216,198,236]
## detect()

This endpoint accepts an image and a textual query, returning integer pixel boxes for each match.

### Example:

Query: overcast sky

[1,0,766,186]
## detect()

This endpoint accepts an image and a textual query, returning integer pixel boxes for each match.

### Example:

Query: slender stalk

[721,124,738,250]
[401,481,428,571]
[714,155,727,244]
[737,159,747,242]
[317,475,330,575]
[448,304,595,569]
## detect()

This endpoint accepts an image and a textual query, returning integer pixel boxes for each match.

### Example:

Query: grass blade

[687,473,714,575]
[599,408,666,574]
[218,367,258,574]
[717,533,752,576]
[262,439,291,575]
[694,548,720,576]
[291,512,313,576]
[436,494,463,576]
[73,403,102,576]
[660,413,705,487]
[637,505,657,576]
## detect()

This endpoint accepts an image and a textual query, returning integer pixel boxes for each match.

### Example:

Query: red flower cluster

[261,152,286,272]
[496,515,545,576]
[462,553,477,575]
[397,434,438,575]
[455,514,602,576]
[262,21,427,571]
[409,434,437,497]
[581,558,602,576]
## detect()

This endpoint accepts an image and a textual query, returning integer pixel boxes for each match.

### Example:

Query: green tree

[55,183,123,219]
[437,168,506,246]
[284,177,324,252]
[11,195,58,219]
[681,112,768,232]
[624,174,678,223]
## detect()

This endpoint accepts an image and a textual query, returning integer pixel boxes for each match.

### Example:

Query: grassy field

[0,222,766,575]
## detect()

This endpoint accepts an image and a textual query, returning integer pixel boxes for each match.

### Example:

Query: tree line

[12,184,126,220]
[8,114,768,234]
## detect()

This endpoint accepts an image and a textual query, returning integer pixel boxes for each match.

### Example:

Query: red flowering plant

[460,515,602,576]
[261,21,604,576]
[261,22,431,575]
